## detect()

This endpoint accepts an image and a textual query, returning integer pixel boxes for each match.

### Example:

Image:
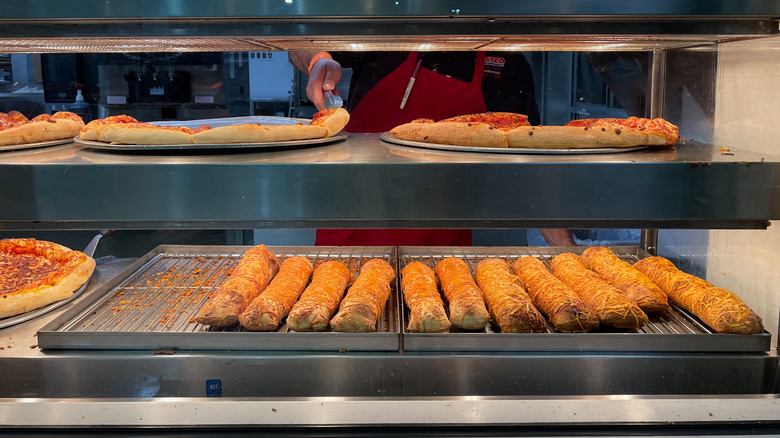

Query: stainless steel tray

[74,133,348,151]
[38,245,400,351]
[0,138,72,152]
[398,246,771,353]
[380,132,651,155]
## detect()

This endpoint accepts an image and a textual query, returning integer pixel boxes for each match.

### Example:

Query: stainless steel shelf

[0,135,778,230]
[0,1,777,52]
[0,259,776,400]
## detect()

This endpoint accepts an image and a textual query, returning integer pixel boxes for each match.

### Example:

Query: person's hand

[540,229,577,246]
[307,58,342,111]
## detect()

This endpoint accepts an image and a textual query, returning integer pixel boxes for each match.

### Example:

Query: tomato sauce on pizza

[0,239,89,295]
[440,112,531,131]
[566,117,679,145]
[0,238,95,318]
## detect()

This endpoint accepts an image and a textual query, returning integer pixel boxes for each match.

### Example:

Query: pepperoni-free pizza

[388,112,680,149]
[79,108,350,145]
[0,111,84,146]
[0,238,96,319]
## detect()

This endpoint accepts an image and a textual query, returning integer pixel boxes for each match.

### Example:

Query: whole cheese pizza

[388,112,680,149]
[79,108,350,145]
[0,238,96,319]
[0,111,84,146]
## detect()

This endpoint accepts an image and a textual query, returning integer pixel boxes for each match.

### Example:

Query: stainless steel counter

[0,258,777,432]
[1,134,778,230]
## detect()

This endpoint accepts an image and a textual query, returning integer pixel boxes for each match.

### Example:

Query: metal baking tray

[380,132,652,155]
[398,246,771,353]
[38,245,400,351]
[73,115,347,151]
[0,138,72,152]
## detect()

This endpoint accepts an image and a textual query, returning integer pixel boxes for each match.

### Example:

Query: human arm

[540,229,577,246]
[289,51,343,111]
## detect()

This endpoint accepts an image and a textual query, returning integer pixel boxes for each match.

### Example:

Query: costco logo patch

[485,56,506,67]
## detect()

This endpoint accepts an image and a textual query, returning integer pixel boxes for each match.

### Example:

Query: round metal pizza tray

[379,132,651,154]
[73,115,348,151]
[0,138,73,152]
[74,133,348,151]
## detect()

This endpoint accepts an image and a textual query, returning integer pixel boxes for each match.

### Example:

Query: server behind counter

[289,50,547,246]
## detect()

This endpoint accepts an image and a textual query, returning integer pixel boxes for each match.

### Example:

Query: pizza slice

[0,238,96,319]
[99,122,210,145]
[0,111,84,146]
[389,111,531,148]
[79,115,139,141]
[564,117,680,145]
[80,108,350,145]
[192,107,349,144]
[388,112,680,149]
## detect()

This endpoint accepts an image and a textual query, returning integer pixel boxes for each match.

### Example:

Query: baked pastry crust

[0,238,95,319]
[330,259,396,333]
[581,247,670,312]
[513,257,600,332]
[633,256,763,334]
[435,257,490,330]
[239,256,313,331]
[195,244,279,327]
[0,111,84,146]
[400,262,451,333]
[286,260,351,332]
[475,258,547,333]
[550,253,648,330]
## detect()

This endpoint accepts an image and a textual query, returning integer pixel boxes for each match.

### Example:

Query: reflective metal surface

[1,396,779,429]
[0,1,777,52]
[0,135,777,230]
[379,132,653,155]
[39,245,401,351]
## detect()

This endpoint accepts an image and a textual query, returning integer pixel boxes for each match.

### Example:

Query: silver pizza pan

[0,138,73,152]
[73,115,348,151]
[0,231,107,330]
[74,133,348,151]
[380,132,651,155]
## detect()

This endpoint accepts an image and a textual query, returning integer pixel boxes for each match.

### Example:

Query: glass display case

[0,1,778,435]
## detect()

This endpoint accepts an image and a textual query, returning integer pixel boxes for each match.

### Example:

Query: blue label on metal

[205,379,222,397]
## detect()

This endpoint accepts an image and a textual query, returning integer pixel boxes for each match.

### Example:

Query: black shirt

[331,51,541,125]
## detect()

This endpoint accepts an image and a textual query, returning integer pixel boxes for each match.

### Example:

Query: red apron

[316,52,487,246]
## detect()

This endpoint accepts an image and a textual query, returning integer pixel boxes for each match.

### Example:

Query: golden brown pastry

[512,257,600,332]
[434,257,490,330]
[581,246,670,312]
[400,262,451,333]
[238,256,314,331]
[633,256,763,334]
[475,258,547,333]
[286,260,352,332]
[330,259,396,332]
[195,244,279,327]
[550,253,648,330]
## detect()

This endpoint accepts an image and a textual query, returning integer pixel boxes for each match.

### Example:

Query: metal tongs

[0,230,111,329]
[323,90,343,110]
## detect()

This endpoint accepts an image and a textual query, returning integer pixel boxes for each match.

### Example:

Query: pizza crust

[0,118,84,146]
[312,108,350,137]
[0,240,96,319]
[389,121,508,148]
[505,123,664,149]
[99,125,195,145]
[191,124,327,144]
